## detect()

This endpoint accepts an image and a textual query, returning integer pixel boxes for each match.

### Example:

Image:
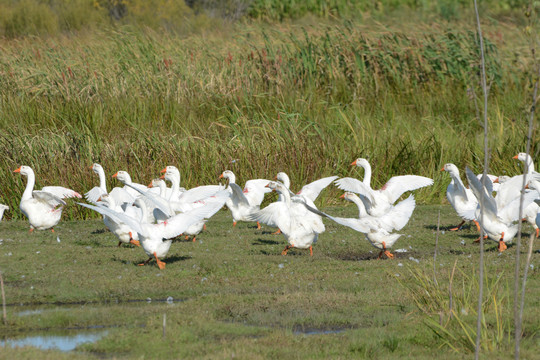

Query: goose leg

[192,236,196,242]
[29,228,34,233]
[536,228,539,238]
[498,232,507,252]
[118,241,122,247]
[473,221,481,233]
[449,220,466,231]
[378,242,394,259]
[233,221,237,227]
[128,232,140,246]
[474,235,488,243]
[51,228,55,233]
[282,245,292,255]
[309,246,313,256]
[203,224,207,231]
[257,221,261,230]
[272,229,282,235]
[138,257,152,266]
[154,252,166,270]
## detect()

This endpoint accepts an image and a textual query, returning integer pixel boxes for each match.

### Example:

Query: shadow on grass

[91,228,108,235]
[252,238,280,245]
[424,224,476,232]
[333,251,424,261]
[112,255,192,266]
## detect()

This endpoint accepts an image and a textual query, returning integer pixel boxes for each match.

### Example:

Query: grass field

[0,204,538,358]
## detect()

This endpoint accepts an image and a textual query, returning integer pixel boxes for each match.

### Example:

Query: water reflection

[0,330,108,352]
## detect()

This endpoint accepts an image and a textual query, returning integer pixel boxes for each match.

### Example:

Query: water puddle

[0,329,109,352]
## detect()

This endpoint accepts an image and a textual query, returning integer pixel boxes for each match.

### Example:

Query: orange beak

[351,160,357,166]
[340,194,346,199]
[112,172,118,178]
[88,165,94,169]
[493,178,500,183]
[13,166,21,173]
[148,183,153,188]
[218,174,224,179]
[273,175,277,180]
[512,155,518,159]
[160,168,167,173]
[97,197,102,201]
[440,167,445,171]
[160,174,165,180]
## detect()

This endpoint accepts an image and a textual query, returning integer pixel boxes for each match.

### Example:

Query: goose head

[265,181,285,193]
[494,175,511,184]
[219,170,235,183]
[112,171,132,184]
[97,194,114,207]
[351,158,369,168]
[148,178,165,188]
[90,163,103,175]
[513,152,529,162]
[441,163,459,175]
[275,172,290,188]
[13,165,34,177]
[340,192,359,203]
[160,166,180,182]
[513,152,534,169]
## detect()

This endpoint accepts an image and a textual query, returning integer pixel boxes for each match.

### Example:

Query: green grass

[0,205,538,358]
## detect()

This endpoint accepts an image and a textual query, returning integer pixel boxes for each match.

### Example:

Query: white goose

[14,165,82,232]
[335,158,433,217]
[219,170,272,229]
[272,172,338,234]
[0,204,9,221]
[304,192,416,259]
[112,171,149,199]
[85,163,135,206]
[125,173,226,242]
[95,194,140,247]
[441,163,480,232]
[248,181,325,256]
[78,191,228,269]
[513,153,540,237]
[464,167,539,251]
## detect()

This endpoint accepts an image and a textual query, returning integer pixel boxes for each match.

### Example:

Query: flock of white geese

[3,153,540,269]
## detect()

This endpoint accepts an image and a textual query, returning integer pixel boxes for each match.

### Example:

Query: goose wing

[85,187,107,205]
[77,202,143,235]
[247,202,291,230]
[108,187,136,205]
[498,190,540,223]
[229,183,250,207]
[32,191,66,208]
[42,186,82,199]
[465,167,497,217]
[160,195,228,239]
[379,175,433,204]
[297,176,339,202]
[334,178,375,203]
[123,182,175,218]
[301,200,371,233]
[243,179,273,206]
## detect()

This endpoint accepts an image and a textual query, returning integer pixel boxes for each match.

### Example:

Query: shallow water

[0,330,109,352]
